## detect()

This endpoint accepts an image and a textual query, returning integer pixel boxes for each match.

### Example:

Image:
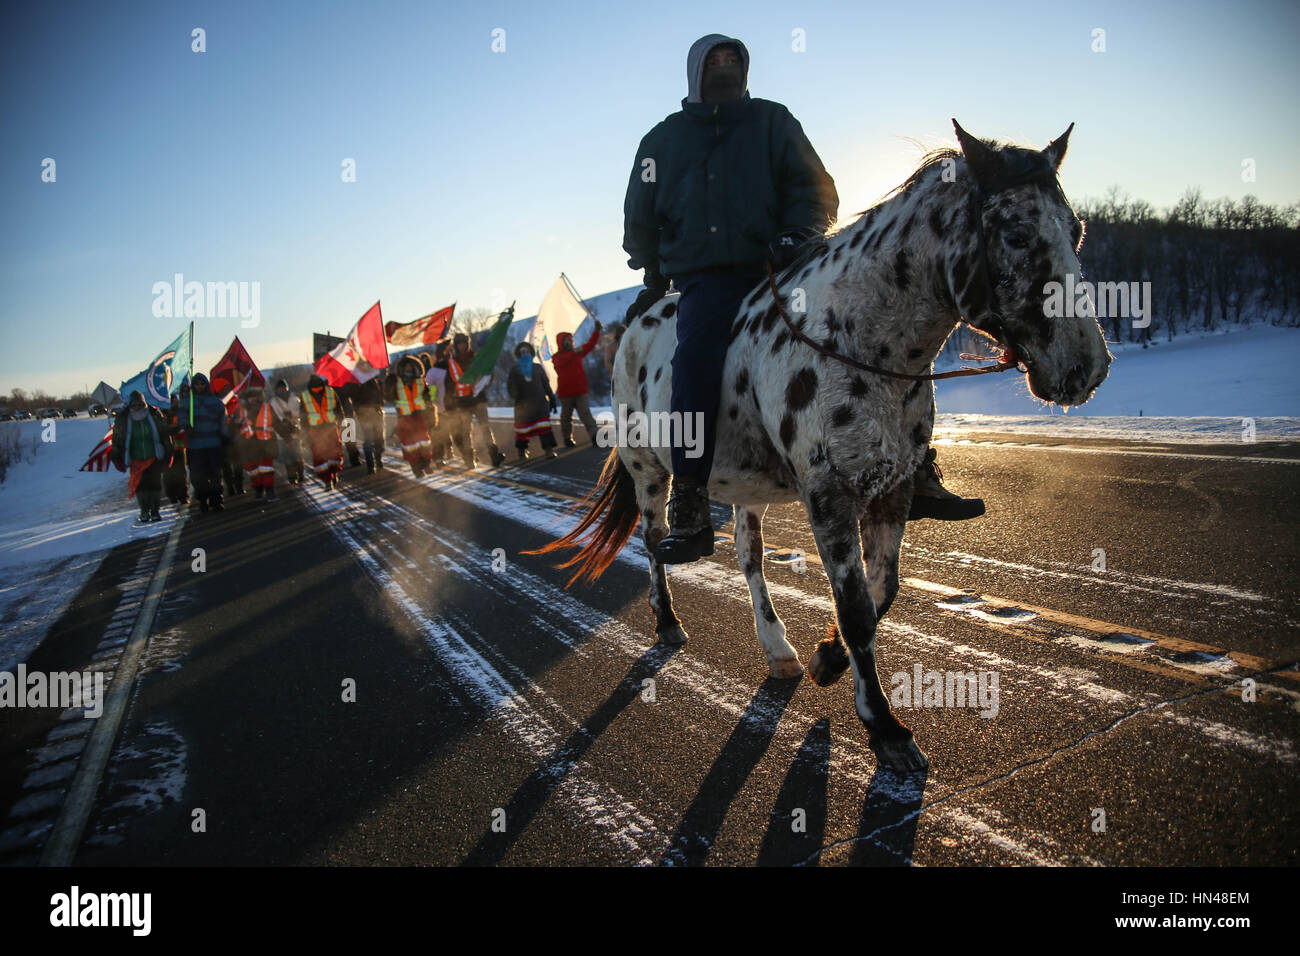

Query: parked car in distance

[0,413,12,422]
[11,410,31,420]
[61,408,77,418]
[88,403,108,417]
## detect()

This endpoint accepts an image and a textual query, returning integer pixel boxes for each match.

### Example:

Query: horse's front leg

[861,479,911,619]
[734,504,802,679]
[804,480,927,772]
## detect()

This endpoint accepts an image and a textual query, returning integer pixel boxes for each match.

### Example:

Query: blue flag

[120,326,194,408]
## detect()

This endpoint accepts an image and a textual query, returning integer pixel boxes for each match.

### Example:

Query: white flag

[529,276,590,393]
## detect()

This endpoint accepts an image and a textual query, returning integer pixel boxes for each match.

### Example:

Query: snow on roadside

[0,419,172,670]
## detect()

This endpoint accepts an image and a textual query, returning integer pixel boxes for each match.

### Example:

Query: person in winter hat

[551,321,602,447]
[389,355,435,476]
[507,341,559,460]
[238,386,279,501]
[111,390,173,522]
[268,379,305,485]
[445,331,506,468]
[300,373,345,490]
[179,372,230,512]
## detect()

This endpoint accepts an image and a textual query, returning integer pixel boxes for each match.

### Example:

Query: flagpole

[560,273,596,320]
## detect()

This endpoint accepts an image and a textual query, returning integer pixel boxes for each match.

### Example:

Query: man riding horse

[622,33,983,565]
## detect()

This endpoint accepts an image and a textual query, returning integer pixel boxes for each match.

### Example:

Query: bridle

[763,172,1064,383]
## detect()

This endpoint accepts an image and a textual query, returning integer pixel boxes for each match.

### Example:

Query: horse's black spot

[641,316,659,328]
[832,247,843,263]
[842,317,856,335]
[849,375,870,398]
[728,318,745,343]
[894,250,910,290]
[760,303,780,332]
[638,366,647,383]
[833,404,855,427]
[849,230,865,249]
[639,384,647,407]
[821,336,837,352]
[912,420,932,446]
[907,347,923,359]
[631,460,642,471]
[744,289,762,308]
[642,508,654,518]
[905,381,923,404]
[735,368,749,394]
[779,413,797,449]
[661,302,677,318]
[771,330,790,353]
[809,443,827,466]
[929,206,945,237]
[825,307,840,333]
[808,490,832,525]
[646,483,660,495]
[653,367,663,383]
[798,268,812,282]
[728,405,739,420]
[786,368,818,411]
[951,256,970,291]
[879,344,891,359]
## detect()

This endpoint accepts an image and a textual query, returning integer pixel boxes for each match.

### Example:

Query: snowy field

[0,418,170,671]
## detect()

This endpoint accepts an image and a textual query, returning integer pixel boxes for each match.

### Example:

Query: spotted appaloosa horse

[533,121,1111,771]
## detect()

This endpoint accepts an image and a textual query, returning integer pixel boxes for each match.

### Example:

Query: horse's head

[950,120,1111,407]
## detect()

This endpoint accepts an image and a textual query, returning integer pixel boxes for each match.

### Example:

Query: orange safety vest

[448,356,474,398]
[395,381,427,416]
[302,388,336,426]
[241,404,275,440]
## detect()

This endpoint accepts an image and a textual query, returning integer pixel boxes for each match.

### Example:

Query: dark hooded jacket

[623,34,839,279]
[179,374,230,451]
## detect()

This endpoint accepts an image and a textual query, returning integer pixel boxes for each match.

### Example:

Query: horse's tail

[523,448,640,588]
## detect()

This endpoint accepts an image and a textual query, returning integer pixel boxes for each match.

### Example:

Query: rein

[763,261,1021,382]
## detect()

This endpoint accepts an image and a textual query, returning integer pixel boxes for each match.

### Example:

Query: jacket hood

[686,33,749,103]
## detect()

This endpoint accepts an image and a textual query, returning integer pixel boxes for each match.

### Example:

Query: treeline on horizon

[4,187,1297,410]
[939,186,1300,364]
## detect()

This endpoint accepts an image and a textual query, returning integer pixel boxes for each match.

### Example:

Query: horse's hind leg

[635,458,687,645]
[735,505,802,679]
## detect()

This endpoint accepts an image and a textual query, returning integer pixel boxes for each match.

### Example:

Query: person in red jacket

[551,321,602,447]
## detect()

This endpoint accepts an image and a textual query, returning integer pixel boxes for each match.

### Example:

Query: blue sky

[3,0,1297,395]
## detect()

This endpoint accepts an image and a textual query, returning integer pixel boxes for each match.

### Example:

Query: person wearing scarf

[506,341,559,460]
[110,390,173,522]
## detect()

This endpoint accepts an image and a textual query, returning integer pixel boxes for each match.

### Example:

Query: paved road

[2,424,1296,865]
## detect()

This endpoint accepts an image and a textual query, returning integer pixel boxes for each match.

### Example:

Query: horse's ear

[1043,122,1074,170]
[952,118,1000,188]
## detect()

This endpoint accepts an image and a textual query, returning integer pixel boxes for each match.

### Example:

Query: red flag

[385,304,455,348]
[79,426,114,472]
[210,337,265,401]
[315,302,390,386]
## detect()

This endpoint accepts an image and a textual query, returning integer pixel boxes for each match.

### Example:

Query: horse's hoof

[768,656,804,680]
[807,630,849,687]
[872,735,929,773]
[657,624,688,646]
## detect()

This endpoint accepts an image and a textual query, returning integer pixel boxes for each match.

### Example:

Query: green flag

[460,305,514,384]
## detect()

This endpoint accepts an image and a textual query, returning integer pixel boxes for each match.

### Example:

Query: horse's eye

[1004,228,1031,249]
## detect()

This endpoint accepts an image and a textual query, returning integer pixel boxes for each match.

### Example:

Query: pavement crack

[796,663,1295,866]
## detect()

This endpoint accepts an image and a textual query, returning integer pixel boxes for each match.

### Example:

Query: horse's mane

[837,137,1061,233]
